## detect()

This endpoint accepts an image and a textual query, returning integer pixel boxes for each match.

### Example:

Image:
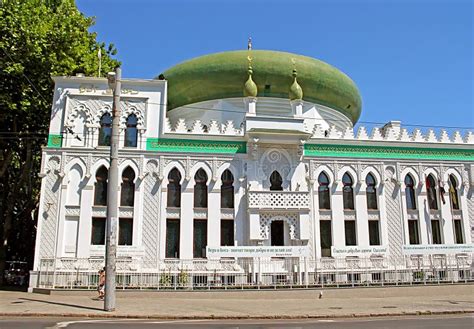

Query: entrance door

[271,221,284,246]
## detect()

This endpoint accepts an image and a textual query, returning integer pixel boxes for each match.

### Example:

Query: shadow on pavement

[0,285,28,292]
[19,297,104,312]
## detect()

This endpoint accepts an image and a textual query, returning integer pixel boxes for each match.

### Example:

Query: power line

[1,47,50,104]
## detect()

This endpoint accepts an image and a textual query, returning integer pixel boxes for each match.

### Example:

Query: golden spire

[289,58,303,100]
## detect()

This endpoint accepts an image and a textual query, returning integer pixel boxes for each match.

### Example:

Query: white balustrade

[247,191,309,209]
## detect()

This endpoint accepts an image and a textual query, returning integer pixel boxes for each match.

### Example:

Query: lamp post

[104,67,121,311]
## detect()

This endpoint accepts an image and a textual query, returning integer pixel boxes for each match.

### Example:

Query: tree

[0,0,120,285]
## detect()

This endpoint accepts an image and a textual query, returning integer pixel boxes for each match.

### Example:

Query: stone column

[207,182,221,248]
[180,180,194,259]
[331,182,345,248]
[77,182,93,258]
[417,182,430,244]
[439,179,455,244]
[235,178,246,246]
[159,181,168,260]
[355,182,369,247]
[55,182,69,258]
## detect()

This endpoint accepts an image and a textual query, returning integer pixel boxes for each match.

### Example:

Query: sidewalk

[1,284,473,319]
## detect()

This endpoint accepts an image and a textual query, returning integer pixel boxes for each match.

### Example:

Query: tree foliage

[0,0,120,284]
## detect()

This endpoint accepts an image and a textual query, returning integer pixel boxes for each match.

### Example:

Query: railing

[33,254,473,290]
[247,191,309,209]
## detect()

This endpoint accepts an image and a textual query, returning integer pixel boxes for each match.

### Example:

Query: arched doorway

[271,221,285,246]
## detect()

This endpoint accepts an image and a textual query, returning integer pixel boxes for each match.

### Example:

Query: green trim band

[147,138,246,154]
[47,134,62,148]
[304,144,474,161]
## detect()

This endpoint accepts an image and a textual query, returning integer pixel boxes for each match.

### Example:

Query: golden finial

[247,37,252,50]
[289,58,303,100]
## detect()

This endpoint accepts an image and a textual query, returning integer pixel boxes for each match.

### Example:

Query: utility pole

[104,67,121,311]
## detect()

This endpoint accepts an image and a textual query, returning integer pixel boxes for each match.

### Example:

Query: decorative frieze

[305,144,474,161]
[65,205,81,217]
[194,209,208,219]
[166,208,180,219]
[146,138,247,154]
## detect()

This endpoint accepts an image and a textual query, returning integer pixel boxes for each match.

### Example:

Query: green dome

[161,50,362,123]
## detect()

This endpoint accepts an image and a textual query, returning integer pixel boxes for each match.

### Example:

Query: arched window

[448,175,460,210]
[94,166,108,206]
[426,174,438,210]
[125,114,138,147]
[167,168,181,208]
[318,172,330,210]
[270,171,283,191]
[221,169,234,209]
[98,113,112,146]
[120,167,135,207]
[405,174,417,210]
[194,168,208,208]
[342,173,354,210]
[366,173,378,210]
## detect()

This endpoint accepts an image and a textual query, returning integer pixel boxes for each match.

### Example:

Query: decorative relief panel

[92,206,107,217]
[221,208,235,219]
[343,211,357,220]
[319,210,332,221]
[367,210,380,220]
[65,205,81,217]
[430,211,442,220]
[119,207,134,218]
[407,210,419,220]
[166,208,180,219]
[142,170,160,268]
[38,157,62,259]
[259,212,298,240]
[384,179,404,258]
[194,209,208,219]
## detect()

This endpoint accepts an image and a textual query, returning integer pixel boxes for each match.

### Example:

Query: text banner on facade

[331,246,389,257]
[402,244,474,255]
[206,246,309,258]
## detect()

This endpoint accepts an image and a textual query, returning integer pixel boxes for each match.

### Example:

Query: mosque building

[29,47,474,289]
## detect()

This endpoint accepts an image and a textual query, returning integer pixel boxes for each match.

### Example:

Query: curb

[0,310,472,320]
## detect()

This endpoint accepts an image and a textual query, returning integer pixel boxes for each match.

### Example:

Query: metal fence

[32,254,474,290]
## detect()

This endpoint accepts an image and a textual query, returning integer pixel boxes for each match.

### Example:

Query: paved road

[0,315,473,329]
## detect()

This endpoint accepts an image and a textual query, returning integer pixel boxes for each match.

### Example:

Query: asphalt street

[0,315,473,329]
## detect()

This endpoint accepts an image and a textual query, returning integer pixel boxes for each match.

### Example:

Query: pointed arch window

[366,173,378,210]
[94,166,108,206]
[405,174,417,210]
[221,169,234,209]
[342,173,354,210]
[167,168,181,208]
[194,169,208,208]
[318,172,331,210]
[448,175,460,210]
[125,114,138,147]
[98,113,112,146]
[426,174,438,210]
[120,167,135,207]
[270,171,283,191]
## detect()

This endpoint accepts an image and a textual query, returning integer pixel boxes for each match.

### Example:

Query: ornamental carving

[259,212,298,240]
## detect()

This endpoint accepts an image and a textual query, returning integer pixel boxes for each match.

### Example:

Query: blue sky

[77,0,473,132]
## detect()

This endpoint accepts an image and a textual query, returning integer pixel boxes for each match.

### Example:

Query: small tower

[289,59,303,116]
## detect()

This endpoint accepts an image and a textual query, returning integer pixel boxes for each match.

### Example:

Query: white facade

[29,75,474,289]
